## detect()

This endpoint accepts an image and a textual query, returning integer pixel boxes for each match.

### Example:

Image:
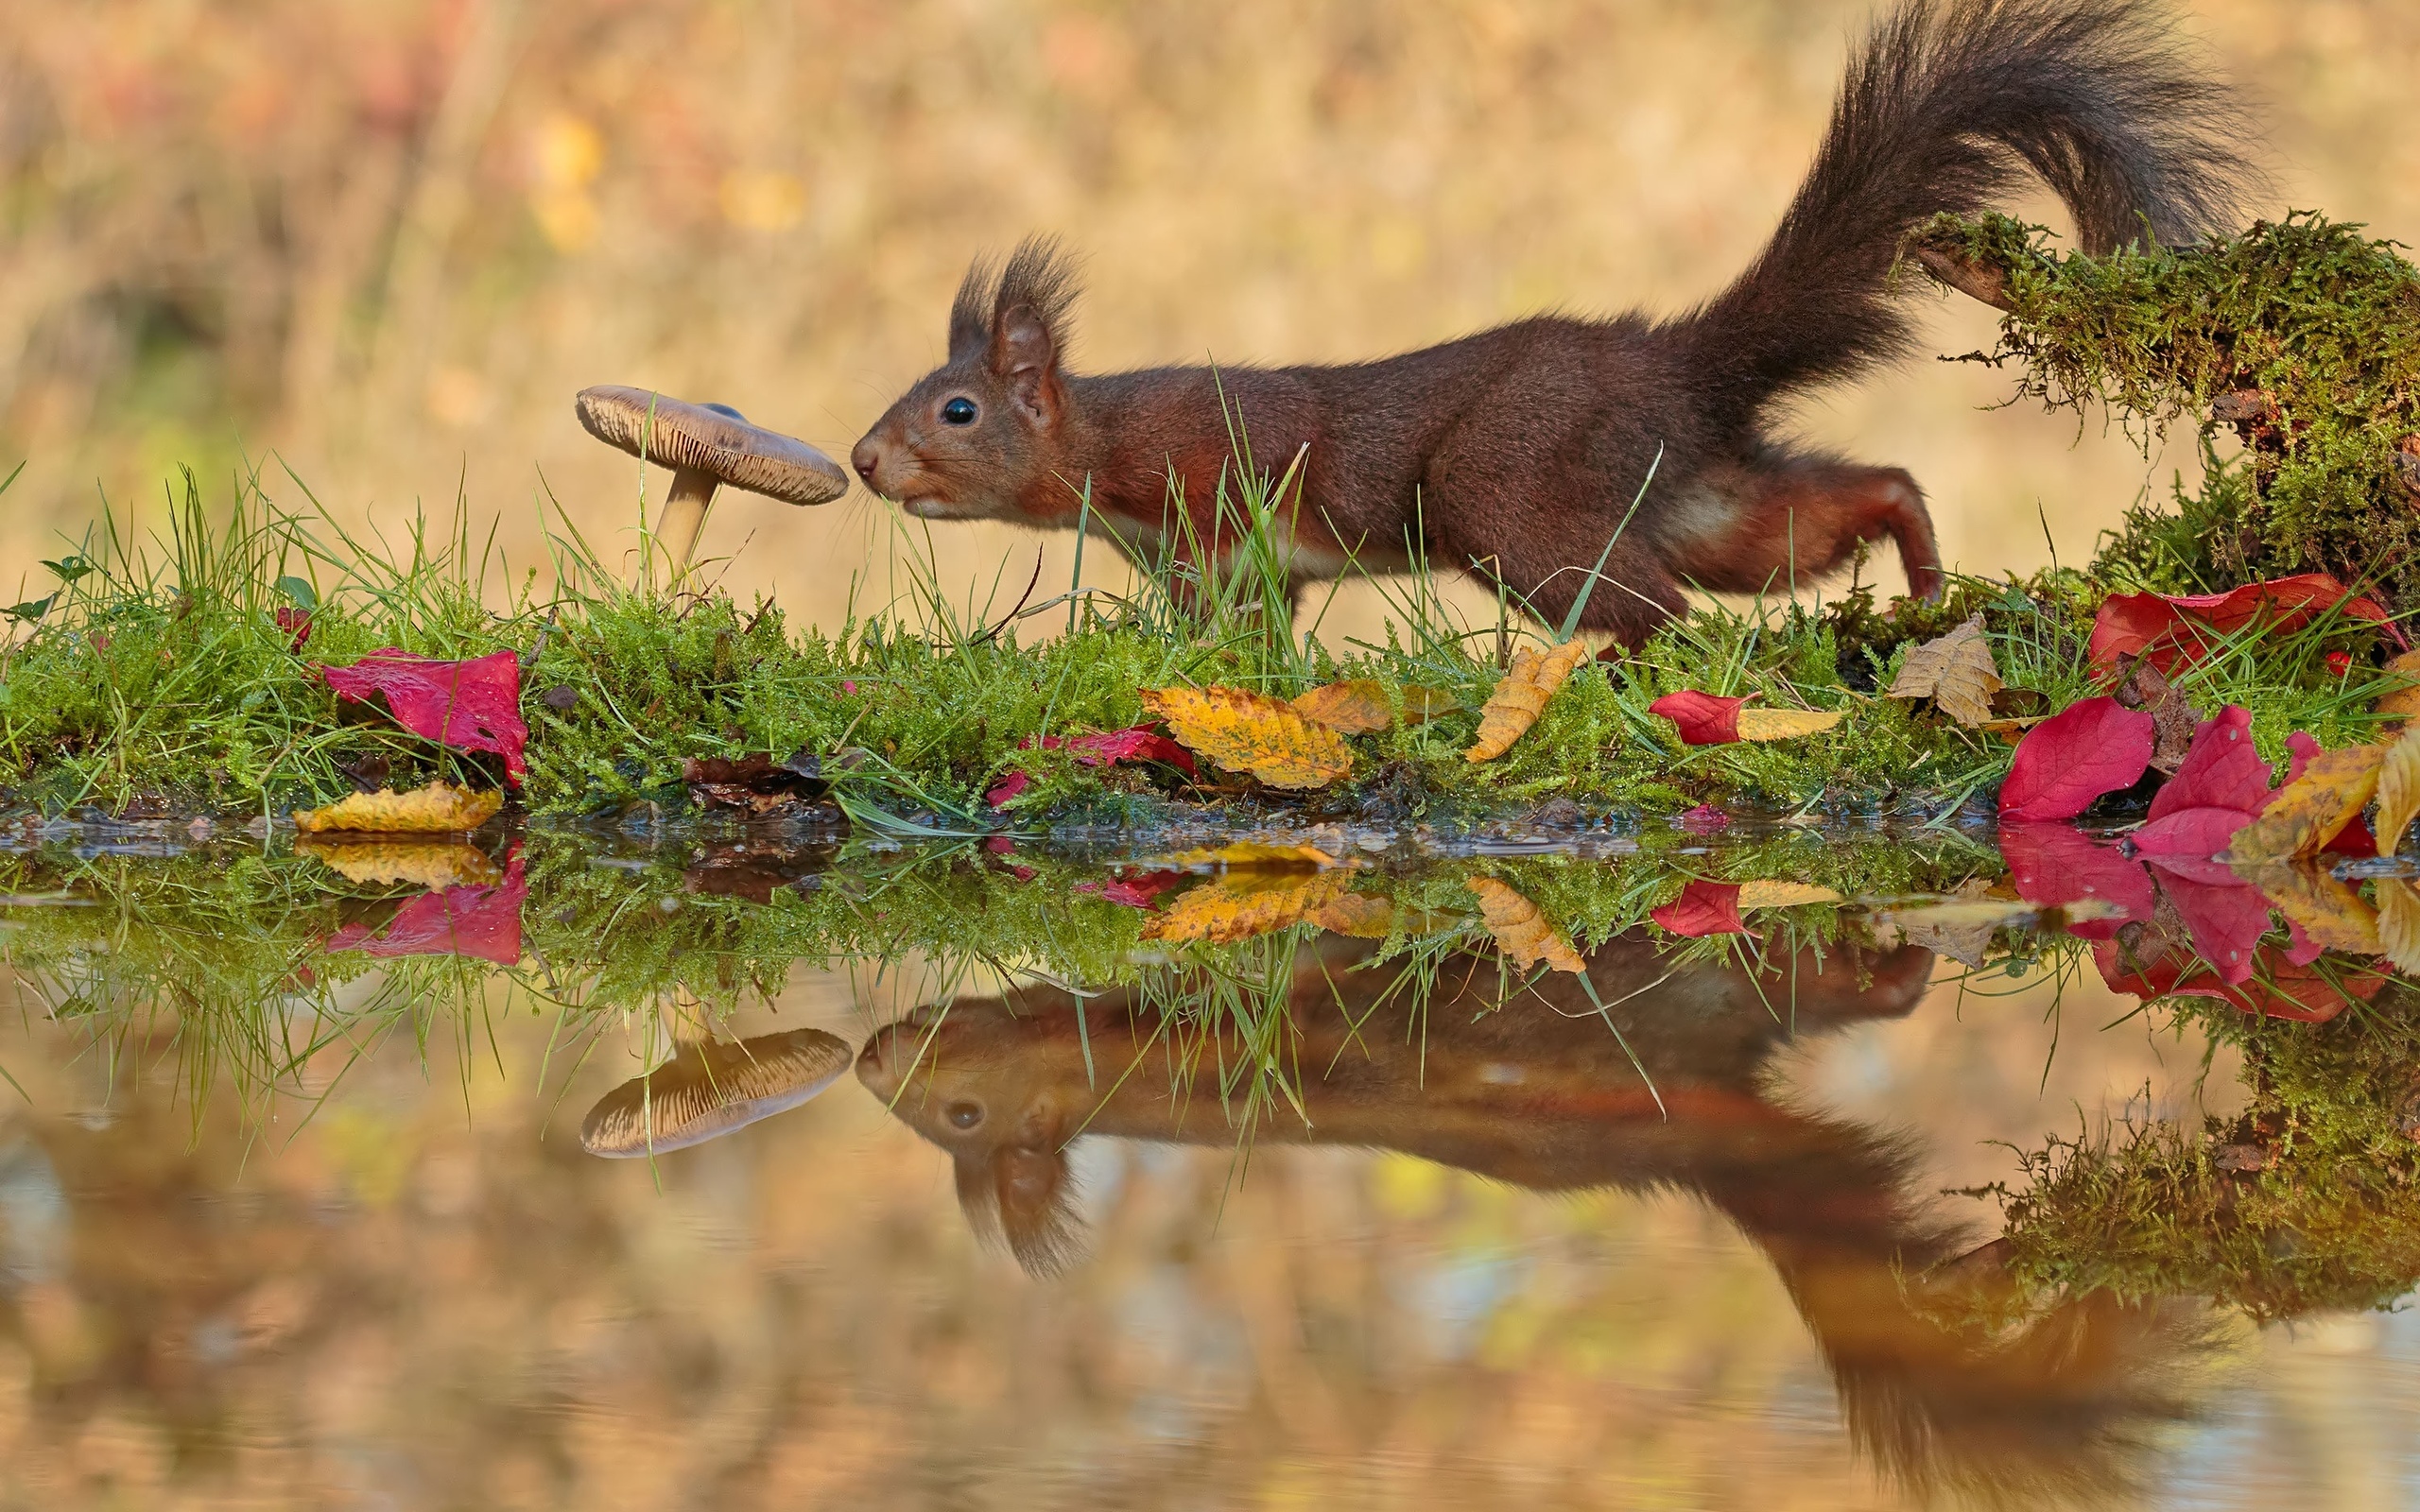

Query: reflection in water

[580,1027,856,1156]
[863,935,2224,1505]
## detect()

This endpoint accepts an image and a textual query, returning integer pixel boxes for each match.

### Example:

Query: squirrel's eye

[944,1100,985,1130]
[941,397,978,425]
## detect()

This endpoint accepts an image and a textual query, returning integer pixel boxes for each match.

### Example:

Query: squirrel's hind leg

[1668,456,1943,601]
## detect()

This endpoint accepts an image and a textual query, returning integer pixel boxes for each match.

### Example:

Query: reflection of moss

[1992,986,2420,1321]
[1926,211,2420,605]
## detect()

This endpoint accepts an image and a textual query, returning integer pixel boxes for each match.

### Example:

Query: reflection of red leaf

[1075,870,1185,909]
[321,649,527,785]
[2093,937,2384,1022]
[1998,697,2154,820]
[979,834,1035,881]
[1651,879,1748,936]
[1998,823,2155,938]
[2148,869,2271,984]
[324,850,527,966]
[1678,804,1730,833]
[1649,691,1744,746]
[2088,574,2403,676]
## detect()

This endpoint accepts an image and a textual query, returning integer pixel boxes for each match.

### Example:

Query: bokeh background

[3,0,2415,634]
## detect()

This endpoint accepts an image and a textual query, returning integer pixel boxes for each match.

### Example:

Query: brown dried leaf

[1155,841,1348,871]
[1139,686,1353,790]
[1291,680,1393,734]
[298,838,502,890]
[1139,872,1348,945]
[1400,686,1461,724]
[292,782,503,834]
[2236,860,2380,955]
[2376,722,2420,857]
[1464,640,1592,763]
[1466,876,1586,973]
[1878,898,2031,969]
[1306,892,1395,938]
[1886,614,2002,727]
[1736,880,1844,908]
[2376,880,2420,976]
[2377,649,2420,726]
[2112,654,2201,775]
[1733,708,1846,741]
[2225,743,2387,862]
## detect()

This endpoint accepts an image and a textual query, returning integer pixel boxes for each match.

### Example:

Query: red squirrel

[850,0,2254,644]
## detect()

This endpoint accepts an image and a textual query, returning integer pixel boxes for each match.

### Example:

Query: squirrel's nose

[850,438,882,486]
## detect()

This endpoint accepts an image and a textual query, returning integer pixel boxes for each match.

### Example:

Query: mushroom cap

[575,386,850,506]
[579,1027,855,1157]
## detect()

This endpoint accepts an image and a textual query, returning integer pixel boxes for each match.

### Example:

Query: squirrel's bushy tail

[1681,0,2259,437]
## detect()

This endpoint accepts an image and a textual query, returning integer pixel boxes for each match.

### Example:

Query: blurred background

[2,0,2414,633]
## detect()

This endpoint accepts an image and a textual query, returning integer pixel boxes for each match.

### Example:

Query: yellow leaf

[2375,879,2420,975]
[2225,743,2387,862]
[1733,708,1846,741]
[1466,876,1586,973]
[2377,648,2420,725]
[297,838,502,889]
[1155,841,1349,871]
[1401,686,1461,724]
[1736,880,1843,908]
[1139,686,1353,789]
[1291,680,1392,734]
[1306,891,1395,937]
[2235,860,2380,954]
[2376,722,2420,856]
[1886,613,2002,727]
[292,782,503,834]
[1140,872,1348,945]
[1464,640,1592,763]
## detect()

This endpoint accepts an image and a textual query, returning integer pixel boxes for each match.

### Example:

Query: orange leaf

[297,838,503,889]
[1138,686,1352,789]
[2377,649,2420,726]
[1139,872,1348,945]
[2225,742,2386,862]
[1291,680,1393,734]
[1155,841,1350,871]
[1466,876,1585,973]
[293,782,503,834]
[1465,640,1592,762]
[1306,891,1395,937]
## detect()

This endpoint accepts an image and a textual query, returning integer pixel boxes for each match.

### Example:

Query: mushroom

[579,1025,856,1157]
[574,386,851,580]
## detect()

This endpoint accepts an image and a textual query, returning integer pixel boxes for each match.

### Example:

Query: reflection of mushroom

[574,386,851,579]
[579,1026,855,1157]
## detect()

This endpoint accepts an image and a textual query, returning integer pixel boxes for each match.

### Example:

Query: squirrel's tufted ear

[991,304,1065,429]
[947,252,998,362]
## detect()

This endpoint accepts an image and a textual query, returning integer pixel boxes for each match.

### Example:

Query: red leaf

[321,649,528,785]
[2087,573,2403,676]
[274,606,312,649]
[1651,879,1749,936]
[1997,822,2155,938]
[1063,726,1197,776]
[1075,870,1186,909]
[2147,706,2269,821]
[1997,697,2154,820]
[1678,804,1730,833]
[985,770,1031,807]
[2130,806,2259,861]
[1650,691,1744,746]
[325,850,527,966]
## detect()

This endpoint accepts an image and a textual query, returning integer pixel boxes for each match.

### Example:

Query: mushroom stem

[655,467,721,582]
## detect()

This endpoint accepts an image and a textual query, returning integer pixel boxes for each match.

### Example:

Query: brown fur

[852,0,2256,643]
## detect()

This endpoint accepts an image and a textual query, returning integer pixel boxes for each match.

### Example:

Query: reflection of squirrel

[852,0,2254,643]
[857,935,2226,1503]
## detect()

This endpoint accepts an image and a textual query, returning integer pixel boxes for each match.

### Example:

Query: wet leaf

[1465,640,1592,762]
[2377,649,2420,725]
[1139,871,1348,944]
[1884,898,2031,968]
[2087,573,2403,676]
[1467,876,1585,972]
[1998,822,2155,938]
[1072,870,1186,909]
[2374,722,2420,857]
[296,838,503,890]
[320,648,529,785]
[2225,742,2386,862]
[1291,680,1393,734]
[1306,891,1395,937]
[1650,879,1749,936]
[1997,696,2155,820]
[1733,708,1845,741]
[1649,690,1745,745]
[1140,686,1352,789]
[2235,860,2380,955]
[1155,841,1348,871]
[323,850,527,966]
[1886,613,2001,726]
[293,782,503,834]
[2376,880,2420,975]
[1736,880,1843,907]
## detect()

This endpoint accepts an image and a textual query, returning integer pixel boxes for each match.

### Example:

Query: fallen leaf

[2376,879,2420,975]
[1997,697,2155,820]
[1400,686,1461,724]
[1650,879,1749,936]
[2234,860,2380,955]
[2375,723,2420,857]
[1999,822,2157,939]
[986,726,1199,808]
[2087,573,2404,677]
[2377,649,2420,725]
[2112,654,2201,774]
[324,849,527,966]
[1466,640,1593,762]
[1466,877,1586,972]
[1736,880,1843,907]
[1139,871,1348,944]
[1140,686,1353,789]
[320,649,528,785]
[1650,690,1744,746]
[1291,680,1393,734]
[292,782,503,834]
[1887,614,2002,726]
[2128,705,2272,860]
[1073,870,1186,909]
[1155,841,1348,871]
[2225,742,2386,862]
[297,838,502,890]
[1733,708,1845,741]
[1979,715,2047,742]
[1306,891,1395,937]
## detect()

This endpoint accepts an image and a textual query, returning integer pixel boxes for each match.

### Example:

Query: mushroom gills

[580,1027,855,1157]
